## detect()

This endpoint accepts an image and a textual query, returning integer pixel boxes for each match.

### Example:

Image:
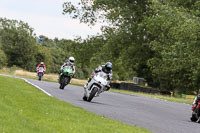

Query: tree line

[0,0,200,95]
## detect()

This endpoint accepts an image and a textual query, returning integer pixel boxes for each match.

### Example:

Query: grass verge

[110,89,194,105]
[0,75,150,133]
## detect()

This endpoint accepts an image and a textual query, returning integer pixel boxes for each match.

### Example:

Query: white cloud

[0,4,102,39]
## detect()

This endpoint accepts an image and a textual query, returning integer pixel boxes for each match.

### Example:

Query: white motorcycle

[83,71,110,102]
[37,67,45,81]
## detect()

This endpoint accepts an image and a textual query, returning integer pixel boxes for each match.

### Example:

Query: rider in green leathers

[59,56,75,83]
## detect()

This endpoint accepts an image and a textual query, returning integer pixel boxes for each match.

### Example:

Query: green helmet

[105,62,112,73]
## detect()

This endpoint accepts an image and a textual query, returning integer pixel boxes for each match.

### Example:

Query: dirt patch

[71,79,87,85]
[15,70,36,77]
[15,70,87,85]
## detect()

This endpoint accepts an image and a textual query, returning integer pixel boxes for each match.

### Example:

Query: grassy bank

[111,89,194,105]
[0,75,150,133]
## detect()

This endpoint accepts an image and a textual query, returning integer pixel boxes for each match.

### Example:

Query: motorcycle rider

[36,62,46,73]
[192,94,200,111]
[59,56,75,82]
[85,62,112,91]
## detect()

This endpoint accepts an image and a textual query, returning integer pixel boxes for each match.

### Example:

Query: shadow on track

[78,99,111,106]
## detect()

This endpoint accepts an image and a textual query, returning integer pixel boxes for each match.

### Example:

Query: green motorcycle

[59,66,73,89]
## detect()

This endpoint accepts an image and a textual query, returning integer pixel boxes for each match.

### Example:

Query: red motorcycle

[191,100,200,122]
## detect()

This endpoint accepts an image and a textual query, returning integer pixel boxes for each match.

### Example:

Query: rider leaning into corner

[84,62,113,91]
[36,62,46,73]
[192,94,200,111]
[59,56,75,79]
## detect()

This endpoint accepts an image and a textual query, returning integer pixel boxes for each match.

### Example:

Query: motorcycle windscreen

[95,72,108,86]
[63,66,73,73]
[38,67,44,72]
[99,72,107,79]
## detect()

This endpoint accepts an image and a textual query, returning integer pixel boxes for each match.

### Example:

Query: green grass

[110,89,194,105]
[0,75,150,133]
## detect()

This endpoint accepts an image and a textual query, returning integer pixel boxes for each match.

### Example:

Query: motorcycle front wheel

[60,77,66,89]
[191,112,198,122]
[83,95,87,101]
[38,73,42,81]
[60,76,70,89]
[87,87,98,102]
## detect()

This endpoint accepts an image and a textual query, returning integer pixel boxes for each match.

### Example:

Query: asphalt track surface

[27,79,200,133]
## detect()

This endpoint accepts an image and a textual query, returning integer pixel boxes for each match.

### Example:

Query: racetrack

[27,79,200,133]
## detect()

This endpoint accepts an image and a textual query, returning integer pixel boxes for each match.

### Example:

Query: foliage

[0,39,7,68]
[1,0,200,95]
[0,18,38,71]
[63,0,155,82]
[63,0,200,94]
[142,1,200,94]
[35,45,53,73]
[0,48,7,69]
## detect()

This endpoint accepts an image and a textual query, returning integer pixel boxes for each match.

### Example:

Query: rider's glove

[106,86,110,91]
[105,83,110,91]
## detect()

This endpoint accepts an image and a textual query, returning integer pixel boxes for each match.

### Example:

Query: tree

[63,0,154,81]
[143,1,200,94]
[63,0,200,95]
[35,45,53,73]
[0,18,38,71]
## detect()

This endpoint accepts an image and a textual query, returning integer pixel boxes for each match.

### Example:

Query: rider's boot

[197,117,200,123]
[96,93,100,97]
[58,75,59,82]
[84,84,87,90]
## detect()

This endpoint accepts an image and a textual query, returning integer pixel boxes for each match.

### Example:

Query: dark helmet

[105,62,112,73]
[197,94,200,100]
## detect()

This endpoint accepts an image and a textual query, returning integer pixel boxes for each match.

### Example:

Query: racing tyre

[39,76,41,81]
[191,113,198,122]
[87,87,98,102]
[59,84,64,89]
[83,95,87,101]
[65,77,70,85]
[59,77,65,89]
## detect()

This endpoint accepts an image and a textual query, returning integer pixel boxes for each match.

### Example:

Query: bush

[0,49,7,69]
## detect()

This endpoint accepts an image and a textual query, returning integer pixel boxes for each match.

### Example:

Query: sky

[0,0,102,39]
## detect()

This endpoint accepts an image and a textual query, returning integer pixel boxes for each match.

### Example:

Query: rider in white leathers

[85,62,112,91]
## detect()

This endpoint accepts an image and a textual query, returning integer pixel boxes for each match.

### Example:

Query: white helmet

[68,56,75,64]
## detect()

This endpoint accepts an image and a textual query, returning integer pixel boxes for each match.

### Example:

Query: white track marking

[0,74,52,97]
[22,78,52,97]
